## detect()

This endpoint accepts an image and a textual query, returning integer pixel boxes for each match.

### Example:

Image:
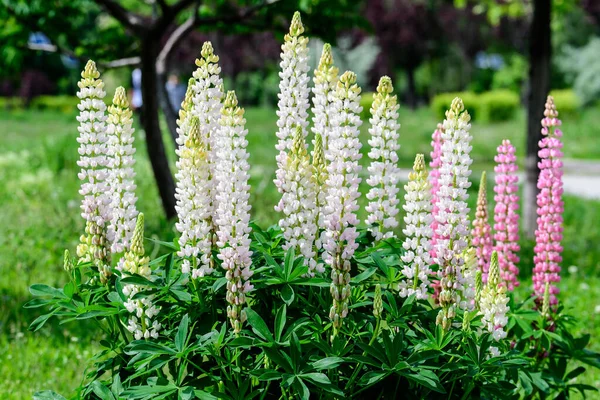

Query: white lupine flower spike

[215,91,254,334]
[311,43,339,153]
[366,76,401,242]
[399,154,433,299]
[479,251,510,343]
[274,12,310,204]
[75,60,111,281]
[175,115,214,279]
[106,86,138,254]
[191,42,224,238]
[324,71,363,335]
[276,126,318,275]
[119,214,162,340]
[434,98,473,330]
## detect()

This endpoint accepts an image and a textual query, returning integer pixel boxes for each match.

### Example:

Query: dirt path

[397,158,600,200]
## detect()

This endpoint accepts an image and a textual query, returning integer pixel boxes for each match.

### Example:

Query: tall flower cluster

[365,76,401,242]
[434,98,473,330]
[429,123,444,259]
[75,60,111,280]
[174,116,213,278]
[118,214,162,340]
[105,86,138,254]
[274,12,310,197]
[471,172,493,280]
[191,42,224,226]
[493,140,520,290]
[399,154,433,299]
[533,96,564,306]
[479,251,510,341]
[311,133,328,274]
[311,43,339,153]
[276,127,318,275]
[323,71,363,332]
[215,91,253,334]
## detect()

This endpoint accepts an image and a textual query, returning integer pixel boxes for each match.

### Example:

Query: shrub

[431,90,519,123]
[479,90,520,122]
[550,89,580,117]
[431,91,479,120]
[0,96,23,109]
[29,95,80,114]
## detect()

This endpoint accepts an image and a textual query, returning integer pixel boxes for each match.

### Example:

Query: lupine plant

[29,14,600,400]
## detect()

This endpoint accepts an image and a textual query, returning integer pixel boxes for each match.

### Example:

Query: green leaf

[406,370,446,393]
[76,308,118,319]
[170,288,192,302]
[288,266,309,281]
[358,371,389,386]
[281,284,295,306]
[120,275,158,287]
[530,372,550,392]
[30,284,66,299]
[179,386,194,400]
[91,381,116,400]
[33,391,67,400]
[311,356,344,370]
[565,366,586,381]
[371,253,389,276]
[146,237,178,250]
[275,304,287,342]
[290,332,301,370]
[163,253,174,283]
[194,390,220,400]
[29,312,56,332]
[245,308,274,342]
[63,281,75,298]
[351,267,377,284]
[111,374,124,396]
[292,377,310,400]
[175,314,189,352]
[301,372,331,385]
[284,247,295,279]
[126,341,177,356]
[212,277,227,293]
[23,297,54,309]
[256,369,283,381]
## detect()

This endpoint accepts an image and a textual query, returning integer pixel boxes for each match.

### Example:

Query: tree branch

[94,0,145,31]
[193,0,282,27]
[156,9,199,74]
[102,57,141,68]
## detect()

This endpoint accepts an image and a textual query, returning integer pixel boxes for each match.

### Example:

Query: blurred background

[1,0,599,397]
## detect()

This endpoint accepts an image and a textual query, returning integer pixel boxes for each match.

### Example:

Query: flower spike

[399,154,433,299]
[106,86,138,254]
[365,76,401,242]
[533,96,564,307]
[324,70,363,334]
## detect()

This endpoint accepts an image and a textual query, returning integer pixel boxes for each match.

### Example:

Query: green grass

[1,106,599,398]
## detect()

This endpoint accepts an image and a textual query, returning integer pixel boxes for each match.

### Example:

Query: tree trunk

[140,35,177,219]
[405,64,417,110]
[523,0,551,238]
[157,70,179,144]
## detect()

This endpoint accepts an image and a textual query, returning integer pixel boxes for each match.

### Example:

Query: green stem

[347,318,382,391]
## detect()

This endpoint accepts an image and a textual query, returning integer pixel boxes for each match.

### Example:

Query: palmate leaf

[245,308,274,342]
[405,369,446,393]
[175,314,189,352]
[32,391,67,400]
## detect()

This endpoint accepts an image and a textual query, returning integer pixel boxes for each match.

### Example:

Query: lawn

[1,105,599,398]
